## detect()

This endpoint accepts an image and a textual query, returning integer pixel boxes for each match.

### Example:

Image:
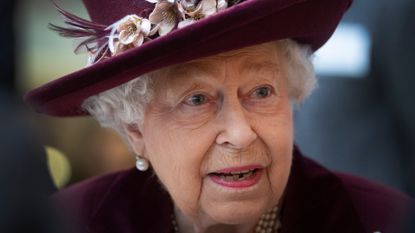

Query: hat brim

[24,0,352,116]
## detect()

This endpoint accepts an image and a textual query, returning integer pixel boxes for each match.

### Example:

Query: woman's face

[128,42,293,225]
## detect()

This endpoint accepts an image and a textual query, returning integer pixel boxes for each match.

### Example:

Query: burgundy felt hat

[24,0,352,117]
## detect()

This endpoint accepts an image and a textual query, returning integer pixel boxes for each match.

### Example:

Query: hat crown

[83,0,153,25]
[25,0,353,116]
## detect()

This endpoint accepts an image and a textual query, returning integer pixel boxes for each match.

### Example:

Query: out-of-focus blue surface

[314,22,371,78]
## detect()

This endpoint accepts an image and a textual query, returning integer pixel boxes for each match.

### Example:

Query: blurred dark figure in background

[0,92,61,233]
[0,0,16,96]
[373,1,415,232]
[371,0,415,198]
[0,0,65,232]
[295,0,415,196]
[295,0,415,231]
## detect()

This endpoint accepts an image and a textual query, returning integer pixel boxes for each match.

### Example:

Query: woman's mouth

[208,166,263,188]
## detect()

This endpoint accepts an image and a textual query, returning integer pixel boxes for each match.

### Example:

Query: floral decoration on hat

[147,0,185,36]
[178,0,228,28]
[50,0,242,66]
[109,15,153,55]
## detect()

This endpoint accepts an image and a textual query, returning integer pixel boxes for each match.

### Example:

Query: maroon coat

[53,148,414,233]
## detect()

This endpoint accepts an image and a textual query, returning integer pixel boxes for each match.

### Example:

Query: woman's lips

[208,165,263,188]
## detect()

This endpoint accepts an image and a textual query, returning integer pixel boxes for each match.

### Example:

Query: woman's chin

[210,208,266,225]
[204,200,272,225]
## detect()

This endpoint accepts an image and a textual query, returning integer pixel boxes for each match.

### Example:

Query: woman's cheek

[161,151,205,218]
[171,102,218,129]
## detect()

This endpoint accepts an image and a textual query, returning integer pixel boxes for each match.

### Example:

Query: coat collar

[88,146,366,233]
[280,146,366,233]
[88,170,175,233]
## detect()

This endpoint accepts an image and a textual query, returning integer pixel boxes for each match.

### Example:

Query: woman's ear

[123,123,145,157]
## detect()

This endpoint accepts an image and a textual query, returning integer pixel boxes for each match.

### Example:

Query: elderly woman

[25,0,413,232]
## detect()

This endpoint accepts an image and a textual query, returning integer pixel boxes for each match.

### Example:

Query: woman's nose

[215,101,257,150]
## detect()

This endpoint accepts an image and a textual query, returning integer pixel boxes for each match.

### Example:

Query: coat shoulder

[51,168,170,233]
[51,170,128,223]
[284,151,414,233]
[337,172,414,232]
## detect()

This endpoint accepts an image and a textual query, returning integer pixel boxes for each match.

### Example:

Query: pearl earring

[135,156,149,171]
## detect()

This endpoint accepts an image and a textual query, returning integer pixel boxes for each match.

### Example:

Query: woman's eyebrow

[168,61,221,79]
[164,65,218,94]
[239,60,280,74]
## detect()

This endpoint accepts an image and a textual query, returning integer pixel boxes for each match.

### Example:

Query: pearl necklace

[171,206,281,233]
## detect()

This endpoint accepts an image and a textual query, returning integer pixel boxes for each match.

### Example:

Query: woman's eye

[184,94,208,106]
[251,86,273,98]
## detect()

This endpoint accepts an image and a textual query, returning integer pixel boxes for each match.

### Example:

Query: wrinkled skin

[126,42,293,233]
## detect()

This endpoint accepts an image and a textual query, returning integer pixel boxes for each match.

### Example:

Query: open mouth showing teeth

[209,169,259,182]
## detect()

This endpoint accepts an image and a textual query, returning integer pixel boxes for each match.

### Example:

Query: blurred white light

[313,22,371,78]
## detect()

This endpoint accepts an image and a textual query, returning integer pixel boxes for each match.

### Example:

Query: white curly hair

[82,39,316,140]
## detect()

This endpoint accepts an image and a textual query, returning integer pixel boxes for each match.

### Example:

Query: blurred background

[294,0,415,197]
[0,0,414,219]
[0,0,414,231]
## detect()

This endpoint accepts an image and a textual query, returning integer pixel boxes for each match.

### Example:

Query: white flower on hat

[51,0,236,65]
[107,14,152,55]
[148,0,185,36]
[146,0,176,3]
[178,0,228,28]
[117,15,151,46]
[217,0,228,10]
